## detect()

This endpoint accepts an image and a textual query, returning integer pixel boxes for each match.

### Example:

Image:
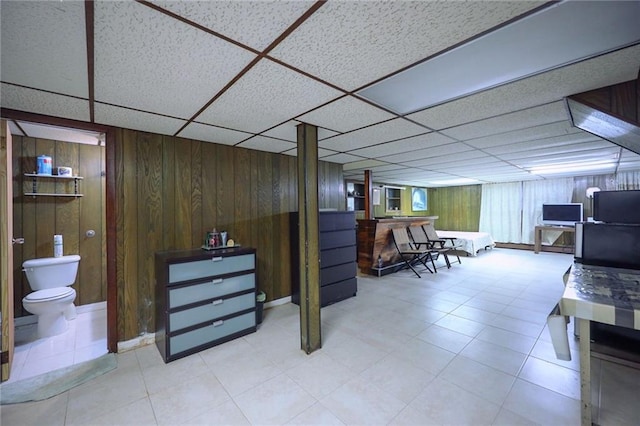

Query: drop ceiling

[1,0,639,187]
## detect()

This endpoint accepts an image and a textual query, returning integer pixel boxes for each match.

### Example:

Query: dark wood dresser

[155,247,257,362]
[290,211,357,307]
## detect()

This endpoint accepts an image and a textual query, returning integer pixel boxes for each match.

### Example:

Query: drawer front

[319,212,355,231]
[170,292,255,331]
[320,229,356,250]
[169,311,255,356]
[169,273,255,309]
[321,262,357,286]
[321,246,356,268]
[169,254,255,283]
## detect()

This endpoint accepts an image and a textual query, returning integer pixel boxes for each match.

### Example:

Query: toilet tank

[22,255,81,290]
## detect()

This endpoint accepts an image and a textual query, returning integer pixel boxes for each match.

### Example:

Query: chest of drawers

[290,211,357,307]
[155,247,257,362]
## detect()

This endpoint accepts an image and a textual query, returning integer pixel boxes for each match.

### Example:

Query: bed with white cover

[435,231,496,256]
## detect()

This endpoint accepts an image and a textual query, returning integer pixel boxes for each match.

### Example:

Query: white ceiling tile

[237,136,296,153]
[17,122,102,145]
[270,1,544,90]
[347,132,456,158]
[380,147,486,165]
[179,122,252,146]
[405,154,495,169]
[408,44,640,130]
[514,147,621,168]
[0,1,88,97]
[441,101,568,140]
[319,118,427,151]
[94,103,186,135]
[196,59,342,133]
[464,121,586,149]
[94,1,257,118]
[342,159,390,170]
[297,96,395,133]
[282,147,338,158]
[323,153,369,165]
[152,1,313,51]
[261,121,341,142]
[1,84,90,122]
[491,140,613,159]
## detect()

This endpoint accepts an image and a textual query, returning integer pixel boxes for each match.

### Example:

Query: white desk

[558,263,640,425]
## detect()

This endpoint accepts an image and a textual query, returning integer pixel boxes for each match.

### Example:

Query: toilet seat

[24,287,75,303]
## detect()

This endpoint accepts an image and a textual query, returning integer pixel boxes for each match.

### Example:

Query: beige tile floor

[2,248,640,425]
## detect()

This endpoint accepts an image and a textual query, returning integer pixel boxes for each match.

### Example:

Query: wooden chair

[391,227,435,278]
[421,223,462,266]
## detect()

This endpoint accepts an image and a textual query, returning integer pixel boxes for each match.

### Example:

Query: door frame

[1,119,15,380]
[0,108,117,353]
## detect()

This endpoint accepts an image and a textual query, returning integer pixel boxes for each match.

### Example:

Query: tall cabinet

[290,211,358,307]
[155,247,257,363]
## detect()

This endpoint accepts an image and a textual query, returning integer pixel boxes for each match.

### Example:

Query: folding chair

[408,225,451,271]
[422,223,462,266]
[391,227,436,278]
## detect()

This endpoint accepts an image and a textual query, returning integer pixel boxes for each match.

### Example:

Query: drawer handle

[212,299,223,305]
[211,257,223,262]
[213,320,224,327]
[211,278,223,285]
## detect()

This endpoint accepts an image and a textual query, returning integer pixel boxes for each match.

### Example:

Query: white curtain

[522,178,574,244]
[479,182,522,243]
[615,171,640,190]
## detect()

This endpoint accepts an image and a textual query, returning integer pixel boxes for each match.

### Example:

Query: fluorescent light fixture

[379,184,406,190]
[427,178,479,186]
[528,161,616,175]
[358,1,640,114]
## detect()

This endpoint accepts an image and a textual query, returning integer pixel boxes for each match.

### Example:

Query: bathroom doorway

[1,110,116,382]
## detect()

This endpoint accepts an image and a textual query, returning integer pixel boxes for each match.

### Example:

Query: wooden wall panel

[428,185,482,231]
[114,129,344,340]
[162,136,176,250]
[12,136,106,317]
[136,132,163,334]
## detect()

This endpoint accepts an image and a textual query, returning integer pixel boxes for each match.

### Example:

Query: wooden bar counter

[357,217,438,275]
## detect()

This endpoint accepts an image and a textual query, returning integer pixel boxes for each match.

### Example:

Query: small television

[542,203,583,226]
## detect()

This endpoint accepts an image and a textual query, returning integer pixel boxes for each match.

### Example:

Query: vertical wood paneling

[257,151,273,298]
[233,147,251,248]
[136,132,163,334]
[162,136,176,250]
[174,138,192,249]
[121,129,139,339]
[429,185,482,231]
[114,130,345,340]
[78,143,102,304]
[201,142,218,237]
[35,139,56,258]
[190,140,202,248]
[216,145,235,237]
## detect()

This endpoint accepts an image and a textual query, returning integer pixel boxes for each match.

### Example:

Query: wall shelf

[24,173,84,197]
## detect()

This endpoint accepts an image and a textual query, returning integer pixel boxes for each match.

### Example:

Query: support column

[296,123,321,354]
[364,170,373,220]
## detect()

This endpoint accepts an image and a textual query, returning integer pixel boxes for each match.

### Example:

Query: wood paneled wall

[12,136,106,317]
[114,129,344,340]
[427,185,482,231]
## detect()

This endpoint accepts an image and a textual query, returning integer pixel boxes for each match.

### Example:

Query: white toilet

[22,255,81,338]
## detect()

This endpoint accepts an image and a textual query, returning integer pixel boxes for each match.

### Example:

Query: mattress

[436,231,496,256]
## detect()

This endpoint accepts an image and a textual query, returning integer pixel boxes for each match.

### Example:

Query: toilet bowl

[22,255,81,338]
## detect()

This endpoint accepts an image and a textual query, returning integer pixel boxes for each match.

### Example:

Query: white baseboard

[117,332,156,353]
[264,296,291,309]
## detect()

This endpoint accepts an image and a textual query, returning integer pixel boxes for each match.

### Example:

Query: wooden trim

[84,0,95,123]
[105,128,118,353]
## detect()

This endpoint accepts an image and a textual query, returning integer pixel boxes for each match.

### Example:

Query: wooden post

[296,123,321,354]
